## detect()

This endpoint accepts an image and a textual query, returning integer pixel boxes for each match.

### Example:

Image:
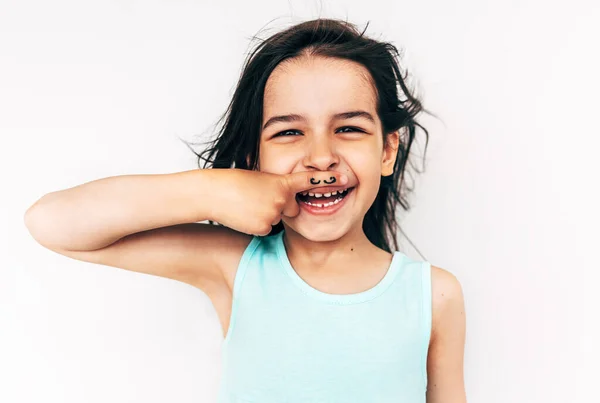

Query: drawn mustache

[309,176,336,185]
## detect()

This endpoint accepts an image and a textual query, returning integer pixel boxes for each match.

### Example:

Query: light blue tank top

[217,230,432,403]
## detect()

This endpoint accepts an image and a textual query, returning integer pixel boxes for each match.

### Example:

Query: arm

[23,168,343,292]
[23,169,251,291]
[426,265,467,403]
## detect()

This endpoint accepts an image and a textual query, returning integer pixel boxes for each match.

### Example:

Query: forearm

[24,168,215,251]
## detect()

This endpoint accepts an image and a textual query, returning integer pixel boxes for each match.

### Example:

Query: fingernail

[340,174,348,184]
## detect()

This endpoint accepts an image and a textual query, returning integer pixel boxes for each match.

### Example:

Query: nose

[302,136,340,171]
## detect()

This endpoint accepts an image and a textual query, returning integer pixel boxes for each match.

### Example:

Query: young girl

[25,18,466,403]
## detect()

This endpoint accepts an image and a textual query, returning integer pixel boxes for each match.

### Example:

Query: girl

[25,18,466,403]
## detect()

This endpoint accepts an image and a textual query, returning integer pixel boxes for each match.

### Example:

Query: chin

[284,221,352,243]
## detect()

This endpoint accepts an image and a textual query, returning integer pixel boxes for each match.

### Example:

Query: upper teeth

[301,188,349,197]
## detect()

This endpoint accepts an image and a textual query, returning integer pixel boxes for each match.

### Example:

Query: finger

[282,197,300,218]
[271,214,282,226]
[283,170,348,195]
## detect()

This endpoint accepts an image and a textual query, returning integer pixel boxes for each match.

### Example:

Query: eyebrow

[262,110,375,130]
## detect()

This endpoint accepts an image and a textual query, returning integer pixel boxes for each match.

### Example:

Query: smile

[295,186,355,214]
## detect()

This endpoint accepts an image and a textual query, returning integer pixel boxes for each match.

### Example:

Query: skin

[259,55,397,281]
[27,53,466,402]
[259,55,467,402]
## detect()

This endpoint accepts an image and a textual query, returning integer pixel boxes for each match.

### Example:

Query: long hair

[184,18,435,254]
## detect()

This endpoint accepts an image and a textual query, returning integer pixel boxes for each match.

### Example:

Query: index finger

[283,171,348,194]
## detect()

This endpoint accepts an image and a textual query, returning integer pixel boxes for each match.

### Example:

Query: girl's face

[259,56,399,242]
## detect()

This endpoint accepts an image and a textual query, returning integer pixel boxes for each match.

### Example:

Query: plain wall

[2,1,598,402]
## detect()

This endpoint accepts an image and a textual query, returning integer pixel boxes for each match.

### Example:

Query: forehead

[263,56,378,119]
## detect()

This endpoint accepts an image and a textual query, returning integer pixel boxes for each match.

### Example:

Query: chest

[220,296,425,399]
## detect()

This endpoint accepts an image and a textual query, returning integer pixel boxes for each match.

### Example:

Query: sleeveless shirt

[217,230,432,403]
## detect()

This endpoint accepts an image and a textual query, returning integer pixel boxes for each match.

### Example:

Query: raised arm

[23,169,251,291]
[23,168,347,292]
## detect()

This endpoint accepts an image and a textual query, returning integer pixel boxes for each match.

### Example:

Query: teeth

[299,187,352,200]
[304,194,345,208]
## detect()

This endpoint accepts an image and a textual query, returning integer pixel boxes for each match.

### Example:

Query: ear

[381,130,400,176]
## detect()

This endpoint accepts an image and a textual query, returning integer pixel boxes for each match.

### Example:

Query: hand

[207,168,348,236]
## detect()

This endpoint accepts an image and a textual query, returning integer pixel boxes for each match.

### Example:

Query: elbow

[24,198,46,244]
[24,194,60,250]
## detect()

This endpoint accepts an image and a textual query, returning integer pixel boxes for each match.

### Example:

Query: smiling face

[259,55,399,242]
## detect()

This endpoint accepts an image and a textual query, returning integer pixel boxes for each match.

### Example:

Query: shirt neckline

[274,230,403,305]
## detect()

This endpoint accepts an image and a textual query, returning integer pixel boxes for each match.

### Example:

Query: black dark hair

[184,18,435,254]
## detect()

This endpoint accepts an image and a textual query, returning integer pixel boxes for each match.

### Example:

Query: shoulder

[208,226,255,291]
[177,223,254,292]
[425,265,467,402]
[430,265,466,341]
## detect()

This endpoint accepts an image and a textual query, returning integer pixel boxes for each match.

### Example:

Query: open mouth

[296,186,355,209]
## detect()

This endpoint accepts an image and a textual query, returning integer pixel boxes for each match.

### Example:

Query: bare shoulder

[179,223,253,292]
[210,226,255,291]
[426,266,467,402]
[430,265,466,339]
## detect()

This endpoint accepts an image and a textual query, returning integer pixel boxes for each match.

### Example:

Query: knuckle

[277,177,292,196]
[273,195,286,206]
[252,217,272,235]
[257,224,272,235]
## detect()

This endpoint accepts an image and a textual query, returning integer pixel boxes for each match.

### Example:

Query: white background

[2,1,598,402]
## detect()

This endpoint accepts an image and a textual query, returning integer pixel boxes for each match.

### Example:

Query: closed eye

[273,126,365,137]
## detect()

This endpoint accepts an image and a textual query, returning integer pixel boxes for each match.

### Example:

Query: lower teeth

[305,196,344,208]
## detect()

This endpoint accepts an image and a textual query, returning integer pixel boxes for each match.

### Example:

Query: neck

[281,223,379,271]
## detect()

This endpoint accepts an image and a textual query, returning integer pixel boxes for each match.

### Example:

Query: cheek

[344,146,383,202]
[258,145,299,174]
[344,144,383,179]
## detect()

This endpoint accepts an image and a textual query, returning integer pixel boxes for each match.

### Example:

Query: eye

[273,129,302,137]
[272,126,365,138]
[336,126,364,134]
